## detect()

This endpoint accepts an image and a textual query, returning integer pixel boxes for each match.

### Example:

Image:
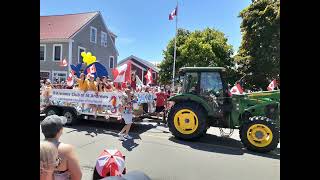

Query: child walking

[118,87,134,140]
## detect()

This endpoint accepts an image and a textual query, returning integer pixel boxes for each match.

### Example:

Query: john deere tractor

[167,67,280,153]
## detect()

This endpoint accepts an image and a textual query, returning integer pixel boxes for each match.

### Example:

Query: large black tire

[240,116,279,153]
[44,106,60,116]
[167,102,207,140]
[62,109,78,125]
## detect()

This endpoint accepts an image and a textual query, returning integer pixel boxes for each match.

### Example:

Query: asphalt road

[40,119,280,180]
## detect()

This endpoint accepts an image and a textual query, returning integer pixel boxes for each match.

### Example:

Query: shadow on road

[169,134,280,160]
[65,120,155,151]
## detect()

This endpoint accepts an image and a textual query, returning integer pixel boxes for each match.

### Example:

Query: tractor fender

[168,94,214,116]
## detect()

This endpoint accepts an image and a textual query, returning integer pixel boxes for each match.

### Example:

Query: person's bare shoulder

[58,143,75,155]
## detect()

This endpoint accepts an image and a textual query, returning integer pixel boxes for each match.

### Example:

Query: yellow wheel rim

[247,124,273,147]
[173,109,199,135]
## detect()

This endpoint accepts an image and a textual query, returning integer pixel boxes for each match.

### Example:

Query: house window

[52,71,67,83]
[78,47,86,63]
[40,45,46,61]
[101,31,108,47]
[109,56,114,69]
[152,72,156,80]
[53,44,62,61]
[90,27,97,43]
[40,71,50,80]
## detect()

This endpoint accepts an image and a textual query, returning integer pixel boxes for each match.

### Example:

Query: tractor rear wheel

[167,102,207,140]
[240,116,279,153]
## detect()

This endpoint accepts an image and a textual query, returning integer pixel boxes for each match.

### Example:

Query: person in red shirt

[155,88,167,123]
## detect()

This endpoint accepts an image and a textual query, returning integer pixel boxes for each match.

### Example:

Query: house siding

[71,14,118,78]
[40,42,69,80]
[122,58,159,85]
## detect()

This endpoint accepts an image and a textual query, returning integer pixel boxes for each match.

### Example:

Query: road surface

[40,120,280,180]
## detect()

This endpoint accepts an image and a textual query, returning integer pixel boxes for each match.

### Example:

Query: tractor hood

[236,90,280,102]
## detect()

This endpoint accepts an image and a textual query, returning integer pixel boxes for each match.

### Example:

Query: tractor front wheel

[167,102,207,140]
[240,116,279,153]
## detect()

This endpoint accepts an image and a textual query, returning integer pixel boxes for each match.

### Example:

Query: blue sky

[40,0,252,63]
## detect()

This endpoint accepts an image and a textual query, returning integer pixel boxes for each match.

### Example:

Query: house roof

[118,55,160,73]
[40,11,99,40]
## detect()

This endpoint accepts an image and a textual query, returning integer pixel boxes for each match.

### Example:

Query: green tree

[159,28,236,85]
[236,0,280,89]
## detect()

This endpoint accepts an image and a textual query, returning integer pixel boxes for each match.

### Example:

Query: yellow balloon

[87,52,92,56]
[81,52,86,57]
[92,56,96,61]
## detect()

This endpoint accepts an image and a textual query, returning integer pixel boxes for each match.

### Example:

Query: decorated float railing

[40,89,157,117]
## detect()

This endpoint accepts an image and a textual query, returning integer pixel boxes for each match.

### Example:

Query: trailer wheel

[45,107,60,116]
[62,109,78,125]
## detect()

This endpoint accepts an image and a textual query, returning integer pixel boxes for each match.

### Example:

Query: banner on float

[49,89,156,106]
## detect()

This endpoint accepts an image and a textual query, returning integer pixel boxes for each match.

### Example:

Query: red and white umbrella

[95,149,126,177]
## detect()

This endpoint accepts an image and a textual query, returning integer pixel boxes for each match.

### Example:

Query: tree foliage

[236,0,280,89]
[159,28,236,85]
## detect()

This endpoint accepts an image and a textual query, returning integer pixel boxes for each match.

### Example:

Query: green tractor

[167,67,280,153]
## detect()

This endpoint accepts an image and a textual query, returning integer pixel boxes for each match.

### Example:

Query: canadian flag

[66,70,74,87]
[169,6,178,20]
[230,83,244,95]
[60,58,68,67]
[144,69,153,85]
[87,64,96,74]
[113,63,131,83]
[267,79,277,91]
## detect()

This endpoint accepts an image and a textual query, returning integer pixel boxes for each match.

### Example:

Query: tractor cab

[178,67,232,119]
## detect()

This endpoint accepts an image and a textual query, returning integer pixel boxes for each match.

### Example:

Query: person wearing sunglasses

[41,115,82,180]
[40,141,59,180]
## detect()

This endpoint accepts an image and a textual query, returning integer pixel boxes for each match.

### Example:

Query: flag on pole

[60,58,68,67]
[230,83,244,95]
[144,69,153,85]
[113,63,131,83]
[267,79,277,91]
[169,6,178,20]
[66,70,74,87]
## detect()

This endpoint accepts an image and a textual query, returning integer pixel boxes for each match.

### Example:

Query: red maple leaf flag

[230,83,244,95]
[66,70,74,87]
[87,64,96,74]
[169,6,178,20]
[267,79,277,91]
[60,58,68,67]
[144,69,153,85]
[113,63,128,83]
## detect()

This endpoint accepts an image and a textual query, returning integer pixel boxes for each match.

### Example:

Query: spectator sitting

[40,141,59,180]
[41,115,82,180]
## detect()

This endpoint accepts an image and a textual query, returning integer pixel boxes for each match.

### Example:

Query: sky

[40,0,252,63]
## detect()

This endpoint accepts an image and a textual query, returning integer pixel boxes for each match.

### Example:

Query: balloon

[87,52,92,56]
[81,52,86,57]
[92,56,96,61]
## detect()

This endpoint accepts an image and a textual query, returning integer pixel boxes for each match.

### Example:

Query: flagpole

[172,0,178,91]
